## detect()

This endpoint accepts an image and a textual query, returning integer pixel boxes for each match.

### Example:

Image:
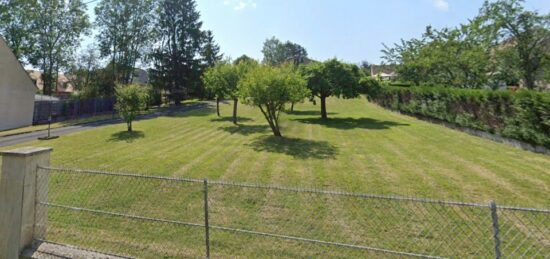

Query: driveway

[0,103,209,147]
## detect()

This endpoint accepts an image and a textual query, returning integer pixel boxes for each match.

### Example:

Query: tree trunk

[127,121,132,132]
[233,98,238,124]
[272,126,282,137]
[290,102,294,112]
[320,95,327,119]
[216,98,220,117]
[524,74,536,90]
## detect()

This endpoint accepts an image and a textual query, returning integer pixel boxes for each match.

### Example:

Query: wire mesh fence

[36,166,550,258]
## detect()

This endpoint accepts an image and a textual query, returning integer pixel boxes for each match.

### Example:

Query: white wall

[0,38,36,131]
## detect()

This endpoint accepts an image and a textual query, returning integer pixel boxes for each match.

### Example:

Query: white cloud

[224,0,257,11]
[433,0,449,12]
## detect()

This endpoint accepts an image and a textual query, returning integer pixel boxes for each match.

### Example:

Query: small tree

[239,65,308,137]
[202,62,238,117]
[231,58,258,124]
[115,84,148,132]
[301,59,361,119]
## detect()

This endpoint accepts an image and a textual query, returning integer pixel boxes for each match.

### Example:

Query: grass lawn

[2,97,549,258]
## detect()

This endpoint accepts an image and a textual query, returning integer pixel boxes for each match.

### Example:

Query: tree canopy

[28,0,90,96]
[261,37,308,66]
[95,0,155,86]
[301,59,362,119]
[382,0,550,90]
[239,65,308,137]
[115,84,149,132]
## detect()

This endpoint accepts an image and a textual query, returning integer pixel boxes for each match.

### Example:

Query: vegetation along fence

[33,97,116,124]
[36,166,549,258]
[366,85,550,149]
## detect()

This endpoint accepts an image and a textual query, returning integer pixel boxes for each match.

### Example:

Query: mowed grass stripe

[2,97,549,257]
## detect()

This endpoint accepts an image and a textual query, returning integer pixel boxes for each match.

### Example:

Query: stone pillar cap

[0,147,53,157]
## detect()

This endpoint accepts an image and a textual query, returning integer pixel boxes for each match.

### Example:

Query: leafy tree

[201,30,222,68]
[301,59,362,119]
[202,61,238,117]
[239,65,308,137]
[67,45,100,96]
[115,84,148,132]
[27,0,90,96]
[359,61,372,76]
[95,0,155,86]
[150,0,206,104]
[261,36,308,66]
[0,0,37,61]
[234,54,255,65]
[382,25,491,88]
[479,0,550,89]
[202,59,256,123]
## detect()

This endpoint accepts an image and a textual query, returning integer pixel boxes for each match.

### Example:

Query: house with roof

[0,36,37,130]
[371,64,398,81]
[27,70,75,98]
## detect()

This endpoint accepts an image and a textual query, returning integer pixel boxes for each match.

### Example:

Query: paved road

[0,103,209,147]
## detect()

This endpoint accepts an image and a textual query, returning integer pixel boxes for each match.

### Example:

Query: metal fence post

[490,201,501,259]
[203,178,210,259]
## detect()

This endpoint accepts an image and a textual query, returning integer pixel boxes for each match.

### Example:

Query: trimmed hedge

[367,85,550,148]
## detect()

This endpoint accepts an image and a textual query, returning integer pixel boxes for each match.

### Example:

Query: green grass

[2,97,549,258]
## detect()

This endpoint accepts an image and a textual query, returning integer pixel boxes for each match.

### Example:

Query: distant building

[371,65,398,81]
[27,70,75,98]
[0,36,37,130]
[132,68,149,85]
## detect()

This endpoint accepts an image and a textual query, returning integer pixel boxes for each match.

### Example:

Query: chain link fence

[35,166,549,258]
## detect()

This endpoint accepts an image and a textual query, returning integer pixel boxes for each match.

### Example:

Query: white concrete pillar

[0,147,52,259]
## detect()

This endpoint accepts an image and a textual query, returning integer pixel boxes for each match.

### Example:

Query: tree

[239,65,308,137]
[201,30,222,68]
[359,61,372,76]
[382,25,492,88]
[202,61,238,117]
[234,54,255,65]
[27,0,90,96]
[261,36,308,66]
[479,0,550,89]
[150,0,206,104]
[0,0,37,61]
[67,45,100,96]
[95,0,155,86]
[115,84,148,132]
[301,59,362,119]
[232,58,258,123]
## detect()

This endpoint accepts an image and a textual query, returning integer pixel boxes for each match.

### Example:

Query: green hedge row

[367,85,550,148]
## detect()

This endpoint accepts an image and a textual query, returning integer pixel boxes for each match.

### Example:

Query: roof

[371,64,397,76]
[0,35,38,92]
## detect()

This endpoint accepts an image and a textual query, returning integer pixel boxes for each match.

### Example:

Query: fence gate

[32,166,550,258]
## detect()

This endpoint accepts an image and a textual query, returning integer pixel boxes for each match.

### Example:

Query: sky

[83,0,550,65]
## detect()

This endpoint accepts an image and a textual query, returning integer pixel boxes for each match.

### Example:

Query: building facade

[0,37,37,130]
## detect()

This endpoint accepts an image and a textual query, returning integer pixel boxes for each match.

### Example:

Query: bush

[115,84,149,132]
[367,85,550,148]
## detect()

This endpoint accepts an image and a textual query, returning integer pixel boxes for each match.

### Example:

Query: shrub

[115,84,149,132]
[367,85,550,148]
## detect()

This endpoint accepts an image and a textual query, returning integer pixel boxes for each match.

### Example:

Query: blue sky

[83,0,550,65]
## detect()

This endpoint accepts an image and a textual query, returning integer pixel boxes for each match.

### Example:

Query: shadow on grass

[285,110,337,116]
[164,107,216,118]
[294,117,409,130]
[248,136,338,159]
[108,131,145,143]
[219,124,269,135]
[210,116,253,123]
